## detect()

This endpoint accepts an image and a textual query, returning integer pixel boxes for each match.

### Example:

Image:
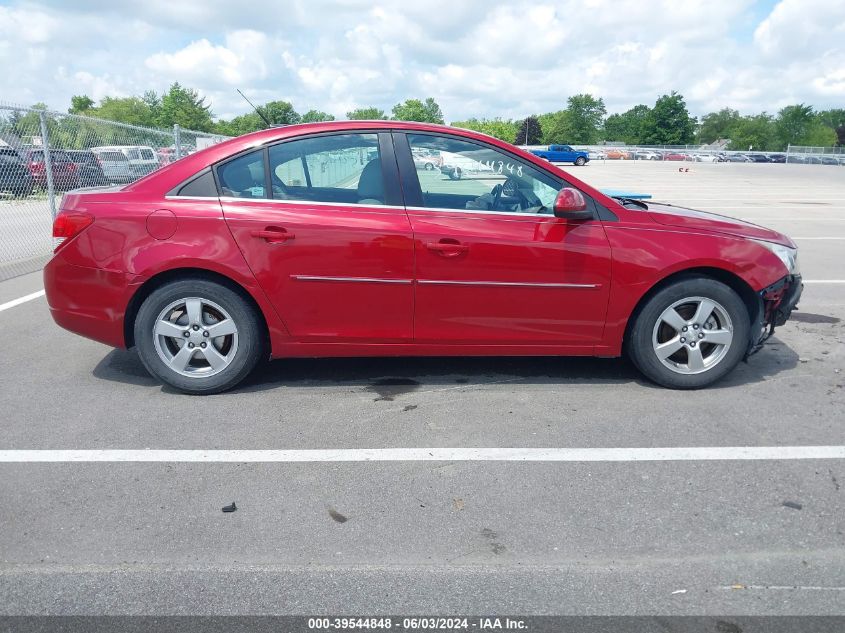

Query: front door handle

[426,239,468,257]
[251,227,295,244]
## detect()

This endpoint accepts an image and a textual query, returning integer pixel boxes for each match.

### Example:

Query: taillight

[67,162,77,172]
[52,212,93,252]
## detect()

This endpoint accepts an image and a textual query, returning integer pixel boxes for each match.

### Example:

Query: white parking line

[0,290,45,313]
[0,446,843,462]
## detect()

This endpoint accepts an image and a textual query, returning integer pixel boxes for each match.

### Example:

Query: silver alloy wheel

[651,296,734,375]
[152,297,239,378]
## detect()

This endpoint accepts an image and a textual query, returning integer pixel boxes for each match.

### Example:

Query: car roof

[125,120,514,194]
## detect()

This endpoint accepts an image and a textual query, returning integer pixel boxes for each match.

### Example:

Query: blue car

[529,144,590,166]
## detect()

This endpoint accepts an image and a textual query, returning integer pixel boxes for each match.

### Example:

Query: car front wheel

[574,157,586,166]
[626,277,750,389]
[134,279,265,394]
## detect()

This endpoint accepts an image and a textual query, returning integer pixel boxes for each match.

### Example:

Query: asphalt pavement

[0,161,843,616]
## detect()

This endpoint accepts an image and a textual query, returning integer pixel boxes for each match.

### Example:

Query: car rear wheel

[574,157,586,166]
[134,279,265,394]
[626,277,750,389]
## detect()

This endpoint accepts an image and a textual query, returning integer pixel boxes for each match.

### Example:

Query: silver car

[91,149,133,184]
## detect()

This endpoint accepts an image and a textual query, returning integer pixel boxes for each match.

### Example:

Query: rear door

[220,131,415,343]
[395,131,612,347]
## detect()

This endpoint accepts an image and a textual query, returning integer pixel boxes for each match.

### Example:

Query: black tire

[625,277,750,389]
[424,162,434,170]
[448,167,462,180]
[134,278,266,394]
[574,157,586,166]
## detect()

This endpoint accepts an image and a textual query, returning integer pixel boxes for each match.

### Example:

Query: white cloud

[0,0,843,124]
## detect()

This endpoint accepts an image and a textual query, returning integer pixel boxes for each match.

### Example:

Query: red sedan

[45,121,802,393]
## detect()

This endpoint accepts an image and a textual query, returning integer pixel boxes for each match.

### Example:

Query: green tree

[261,100,301,126]
[775,104,815,148]
[697,108,741,144]
[391,98,444,124]
[300,109,335,123]
[727,114,777,151]
[560,94,606,144]
[603,104,651,144]
[213,113,265,136]
[815,108,845,146]
[514,116,543,145]
[156,82,214,131]
[537,111,564,144]
[346,107,387,120]
[69,95,95,114]
[451,117,519,143]
[214,100,300,136]
[640,92,696,145]
[92,96,157,127]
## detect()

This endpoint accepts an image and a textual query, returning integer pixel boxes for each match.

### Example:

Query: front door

[220,132,414,343]
[396,132,612,346]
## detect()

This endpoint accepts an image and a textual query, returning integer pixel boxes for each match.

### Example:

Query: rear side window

[127,149,141,160]
[217,150,267,199]
[140,149,155,160]
[267,133,384,205]
[175,169,217,197]
[98,151,127,162]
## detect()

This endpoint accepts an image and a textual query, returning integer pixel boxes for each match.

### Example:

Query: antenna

[237,89,271,128]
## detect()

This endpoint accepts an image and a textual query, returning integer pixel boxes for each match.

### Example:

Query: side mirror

[553,187,592,219]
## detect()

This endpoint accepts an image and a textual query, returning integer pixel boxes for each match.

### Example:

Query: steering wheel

[491,177,521,211]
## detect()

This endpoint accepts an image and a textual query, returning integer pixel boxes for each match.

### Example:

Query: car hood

[647,202,794,247]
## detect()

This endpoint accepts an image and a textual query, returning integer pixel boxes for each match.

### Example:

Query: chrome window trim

[291,275,413,285]
[417,280,601,289]
[405,205,558,218]
[164,195,406,211]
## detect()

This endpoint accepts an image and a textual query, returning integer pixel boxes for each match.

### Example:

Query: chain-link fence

[0,102,229,281]
[518,143,845,165]
[785,144,845,164]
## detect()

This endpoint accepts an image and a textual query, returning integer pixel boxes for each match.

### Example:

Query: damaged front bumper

[747,274,803,357]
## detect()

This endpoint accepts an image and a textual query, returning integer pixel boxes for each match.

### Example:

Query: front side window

[407,134,560,214]
[217,150,267,199]
[268,133,384,205]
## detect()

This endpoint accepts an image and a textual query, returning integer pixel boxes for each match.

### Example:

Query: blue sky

[0,0,842,122]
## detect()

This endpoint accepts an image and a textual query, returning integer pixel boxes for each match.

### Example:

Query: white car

[693,153,722,163]
[91,145,160,179]
[587,149,607,160]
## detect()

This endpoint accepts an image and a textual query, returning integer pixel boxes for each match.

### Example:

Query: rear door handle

[426,239,468,257]
[251,227,295,243]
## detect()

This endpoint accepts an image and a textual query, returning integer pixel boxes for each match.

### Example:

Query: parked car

[632,150,661,160]
[45,120,802,394]
[90,149,134,184]
[820,156,840,166]
[605,149,631,160]
[768,154,786,163]
[587,149,607,160]
[726,154,752,162]
[19,148,80,191]
[0,146,34,197]
[412,151,441,171]
[663,152,690,161]
[529,144,590,166]
[692,153,721,163]
[157,147,178,166]
[746,154,772,163]
[65,150,109,187]
[91,145,159,179]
